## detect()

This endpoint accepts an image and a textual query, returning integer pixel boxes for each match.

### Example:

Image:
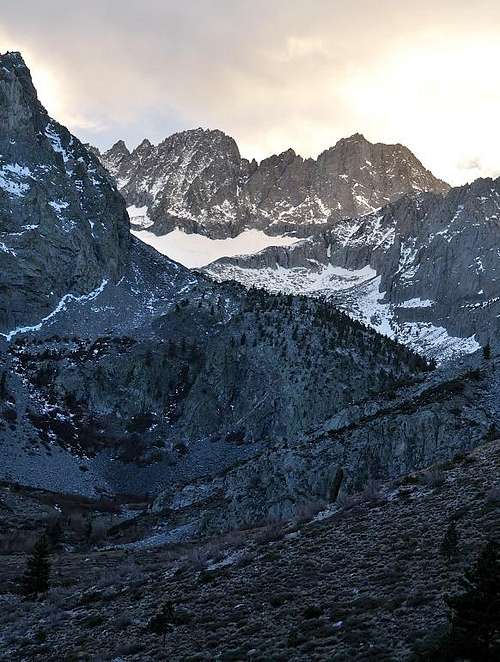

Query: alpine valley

[0,51,499,662]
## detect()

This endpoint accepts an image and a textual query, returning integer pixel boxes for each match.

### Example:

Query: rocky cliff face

[96,130,448,239]
[205,180,500,359]
[0,51,130,333]
[152,351,500,536]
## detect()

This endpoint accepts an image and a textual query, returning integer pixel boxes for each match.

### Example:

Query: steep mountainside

[205,181,500,360]
[95,130,449,239]
[0,52,130,332]
[0,52,434,505]
[1,278,431,498]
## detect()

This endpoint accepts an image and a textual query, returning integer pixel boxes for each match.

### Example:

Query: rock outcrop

[152,353,500,535]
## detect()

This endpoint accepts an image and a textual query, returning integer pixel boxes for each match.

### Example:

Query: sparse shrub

[294,500,326,524]
[303,605,323,619]
[287,629,303,648]
[336,493,360,511]
[198,569,217,584]
[82,613,105,628]
[254,519,285,545]
[185,546,211,570]
[147,601,175,645]
[223,528,245,548]
[269,593,292,607]
[114,615,132,630]
[45,517,63,550]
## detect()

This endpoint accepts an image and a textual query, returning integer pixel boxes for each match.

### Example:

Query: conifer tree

[483,343,491,360]
[445,540,500,659]
[440,522,459,562]
[148,601,176,644]
[21,535,51,597]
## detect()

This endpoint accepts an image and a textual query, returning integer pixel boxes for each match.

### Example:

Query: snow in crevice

[0,279,108,342]
[0,241,16,256]
[44,122,73,173]
[0,162,32,197]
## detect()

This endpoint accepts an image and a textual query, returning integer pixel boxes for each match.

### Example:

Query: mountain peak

[0,50,45,126]
[107,139,130,156]
[136,138,152,149]
[345,132,368,143]
[0,52,130,331]
[0,50,27,69]
[97,125,450,239]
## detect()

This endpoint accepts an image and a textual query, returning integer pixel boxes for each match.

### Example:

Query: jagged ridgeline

[95,128,449,239]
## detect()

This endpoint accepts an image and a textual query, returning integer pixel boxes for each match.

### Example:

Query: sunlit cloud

[0,1,499,185]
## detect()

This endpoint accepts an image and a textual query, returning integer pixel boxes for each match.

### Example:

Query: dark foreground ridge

[0,439,498,660]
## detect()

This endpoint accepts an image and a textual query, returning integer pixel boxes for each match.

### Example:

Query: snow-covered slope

[205,184,500,360]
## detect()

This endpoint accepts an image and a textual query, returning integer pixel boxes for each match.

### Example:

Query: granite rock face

[152,352,500,535]
[0,51,130,333]
[96,130,448,238]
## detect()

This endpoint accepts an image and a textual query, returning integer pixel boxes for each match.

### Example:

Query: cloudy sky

[1,0,499,185]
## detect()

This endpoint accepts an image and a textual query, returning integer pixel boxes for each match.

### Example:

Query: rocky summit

[0,52,130,333]
[95,129,448,239]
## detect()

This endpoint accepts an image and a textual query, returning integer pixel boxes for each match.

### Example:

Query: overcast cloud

[1,0,499,184]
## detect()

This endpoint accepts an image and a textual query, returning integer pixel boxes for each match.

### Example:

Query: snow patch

[127,204,153,229]
[0,162,32,197]
[131,228,299,268]
[397,298,434,309]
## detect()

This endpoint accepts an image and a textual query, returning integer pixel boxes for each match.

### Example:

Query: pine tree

[148,601,175,644]
[21,535,51,597]
[0,370,8,400]
[483,343,491,360]
[445,540,500,659]
[440,522,459,562]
